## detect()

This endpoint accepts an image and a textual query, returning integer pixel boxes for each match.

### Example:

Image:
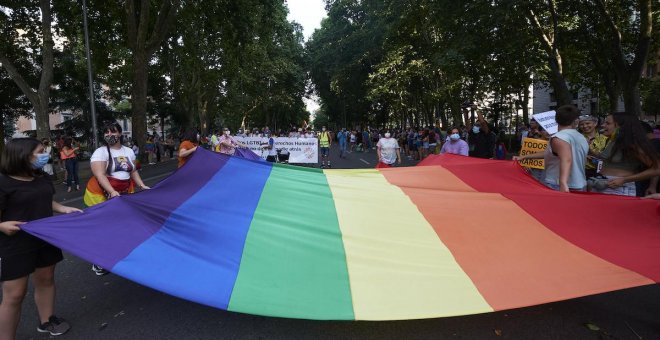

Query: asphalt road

[10,145,660,339]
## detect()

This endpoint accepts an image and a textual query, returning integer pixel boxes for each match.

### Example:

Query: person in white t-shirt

[263,132,279,162]
[85,122,150,276]
[376,132,401,168]
[41,138,55,176]
[349,131,356,152]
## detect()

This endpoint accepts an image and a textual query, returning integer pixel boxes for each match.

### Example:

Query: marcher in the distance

[376,132,401,168]
[440,128,469,156]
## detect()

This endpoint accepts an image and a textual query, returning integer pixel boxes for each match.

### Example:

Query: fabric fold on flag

[22,150,659,321]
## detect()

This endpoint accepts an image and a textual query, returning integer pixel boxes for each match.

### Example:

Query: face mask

[322,128,326,131]
[224,131,230,136]
[450,133,460,141]
[32,153,50,169]
[104,134,119,145]
[384,133,391,138]
[472,126,480,134]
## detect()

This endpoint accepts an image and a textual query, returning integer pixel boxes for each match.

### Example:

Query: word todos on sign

[519,138,548,170]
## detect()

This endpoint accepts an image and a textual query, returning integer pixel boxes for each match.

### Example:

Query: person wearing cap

[578,115,607,178]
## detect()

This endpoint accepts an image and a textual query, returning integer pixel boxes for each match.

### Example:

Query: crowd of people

[513,106,660,197]
[306,106,659,198]
[1,110,659,338]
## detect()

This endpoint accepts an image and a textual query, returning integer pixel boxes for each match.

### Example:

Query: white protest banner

[532,110,558,135]
[235,137,318,163]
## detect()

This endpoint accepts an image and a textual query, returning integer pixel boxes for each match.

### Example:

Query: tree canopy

[0,0,656,150]
[307,0,656,129]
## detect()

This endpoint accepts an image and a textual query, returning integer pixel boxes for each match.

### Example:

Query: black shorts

[0,244,63,281]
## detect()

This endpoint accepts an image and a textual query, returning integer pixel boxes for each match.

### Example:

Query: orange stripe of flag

[379,166,654,311]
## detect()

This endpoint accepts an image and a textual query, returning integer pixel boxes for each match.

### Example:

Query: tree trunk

[438,102,448,129]
[522,89,529,123]
[451,103,462,127]
[606,87,619,113]
[35,100,50,139]
[594,0,652,116]
[125,0,179,161]
[199,99,208,136]
[527,5,571,107]
[131,51,148,163]
[0,0,54,140]
[548,59,572,106]
[622,84,642,116]
[0,113,5,152]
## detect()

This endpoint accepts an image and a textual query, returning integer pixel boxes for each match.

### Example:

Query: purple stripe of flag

[23,149,229,269]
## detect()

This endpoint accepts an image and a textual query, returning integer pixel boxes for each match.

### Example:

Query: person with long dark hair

[59,137,79,192]
[0,138,81,338]
[592,112,660,196]
[178,128,199,168]
[83,122,150,275]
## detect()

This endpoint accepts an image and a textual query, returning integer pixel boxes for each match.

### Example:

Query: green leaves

[307,0,655,128]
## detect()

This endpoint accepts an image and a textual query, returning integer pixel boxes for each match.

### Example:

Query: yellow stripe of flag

[324,169,493,320]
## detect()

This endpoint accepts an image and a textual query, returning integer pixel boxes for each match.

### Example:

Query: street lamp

[82,0,98,149]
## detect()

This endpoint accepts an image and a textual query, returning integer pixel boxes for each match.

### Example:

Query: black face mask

[104,135,120,145]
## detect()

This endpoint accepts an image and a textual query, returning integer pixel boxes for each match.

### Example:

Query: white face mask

[384,133,391,138]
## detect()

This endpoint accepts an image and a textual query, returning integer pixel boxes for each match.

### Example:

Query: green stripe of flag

[228,165,354,320]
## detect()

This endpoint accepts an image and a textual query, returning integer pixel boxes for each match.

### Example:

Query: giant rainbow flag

[23,149,660,320]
